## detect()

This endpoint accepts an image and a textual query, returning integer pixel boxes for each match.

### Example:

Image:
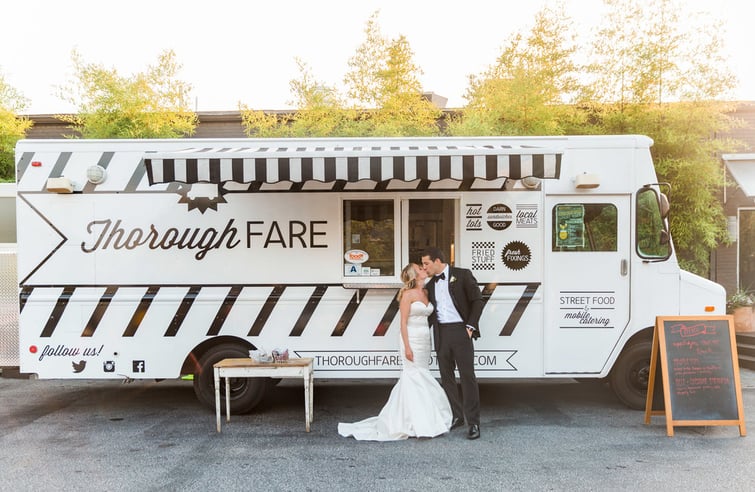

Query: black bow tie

[437,272,445,280]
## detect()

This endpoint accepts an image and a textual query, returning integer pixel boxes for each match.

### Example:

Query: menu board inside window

[555,204,585,248]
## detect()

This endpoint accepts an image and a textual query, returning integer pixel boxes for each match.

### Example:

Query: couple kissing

[338,247,482,441]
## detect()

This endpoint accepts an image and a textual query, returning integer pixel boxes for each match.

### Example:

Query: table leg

[304,370,310,432]
[225,376,231,422]
[309,370,314,423]
[214,368,221,433]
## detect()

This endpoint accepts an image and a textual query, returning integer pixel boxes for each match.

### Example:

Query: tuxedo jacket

[425,266,484,350]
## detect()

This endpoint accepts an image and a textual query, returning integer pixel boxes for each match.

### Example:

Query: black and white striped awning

[144,144,562,186]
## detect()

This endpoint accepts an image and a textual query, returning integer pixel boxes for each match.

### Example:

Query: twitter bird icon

[72,360,87,373]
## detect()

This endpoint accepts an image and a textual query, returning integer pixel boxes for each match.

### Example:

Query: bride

[338,263,452,441]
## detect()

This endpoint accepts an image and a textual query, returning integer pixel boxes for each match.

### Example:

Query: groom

[421,247,483,440]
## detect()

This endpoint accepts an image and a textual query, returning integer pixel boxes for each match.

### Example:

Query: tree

[288,59,359,136]
[241,59,357,137]
[586,0,737,105]
[344,13,441,136]
[241,12,441,138]
[0,72,32,181]
[57,49,197,138]
[584,0,741,275]
[450,3,583,136]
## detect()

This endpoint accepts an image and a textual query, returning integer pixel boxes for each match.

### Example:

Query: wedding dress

[338,301,452,440]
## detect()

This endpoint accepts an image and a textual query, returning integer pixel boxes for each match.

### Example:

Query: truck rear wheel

[609,339,651,410]
[193,343,267,414]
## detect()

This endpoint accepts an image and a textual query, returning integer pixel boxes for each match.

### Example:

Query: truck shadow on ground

[259,378,628,430]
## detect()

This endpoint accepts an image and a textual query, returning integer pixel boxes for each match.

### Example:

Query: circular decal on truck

[486,203,513,231]
[344,249,369,264]
[501,241,531,271]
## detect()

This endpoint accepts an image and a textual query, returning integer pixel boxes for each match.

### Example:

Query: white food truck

[13,135,725,412]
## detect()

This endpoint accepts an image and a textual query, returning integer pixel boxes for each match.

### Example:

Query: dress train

[338,302,451,441]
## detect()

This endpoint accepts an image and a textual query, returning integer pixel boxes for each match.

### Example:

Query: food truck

[13,136,725,412]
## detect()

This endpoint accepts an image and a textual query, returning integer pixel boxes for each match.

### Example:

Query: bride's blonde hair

[397,263,419,301]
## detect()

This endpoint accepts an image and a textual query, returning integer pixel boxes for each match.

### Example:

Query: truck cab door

[543,195,630,374]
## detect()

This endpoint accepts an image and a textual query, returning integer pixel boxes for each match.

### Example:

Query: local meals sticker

[486,203,512,231]
[501,241,531,271]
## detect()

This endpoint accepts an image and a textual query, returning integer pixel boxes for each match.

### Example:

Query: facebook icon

[132,360,146,373]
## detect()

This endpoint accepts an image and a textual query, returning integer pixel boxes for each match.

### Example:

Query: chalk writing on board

[668,323,728,396]
[646,315,745,436]
[669,322,718,337]
[662,319,738,420]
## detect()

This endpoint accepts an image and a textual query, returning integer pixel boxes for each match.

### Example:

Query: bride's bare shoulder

[401,290,420,304]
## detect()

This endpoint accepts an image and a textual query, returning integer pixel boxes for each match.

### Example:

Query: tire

[193,343,267,414]
[609,339,652,410]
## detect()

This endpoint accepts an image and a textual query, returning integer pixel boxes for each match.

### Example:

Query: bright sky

[2,0,753,114]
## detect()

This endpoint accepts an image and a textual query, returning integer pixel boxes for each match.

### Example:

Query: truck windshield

[636,187,671,259]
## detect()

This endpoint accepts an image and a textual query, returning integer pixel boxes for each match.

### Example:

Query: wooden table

[213,357,314,433]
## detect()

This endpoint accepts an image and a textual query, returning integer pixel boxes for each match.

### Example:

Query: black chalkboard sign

[645,316,746,436]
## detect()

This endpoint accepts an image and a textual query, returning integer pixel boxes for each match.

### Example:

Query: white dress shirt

[434,265,463,324]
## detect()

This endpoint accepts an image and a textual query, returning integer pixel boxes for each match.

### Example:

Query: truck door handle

[621,259,628,276]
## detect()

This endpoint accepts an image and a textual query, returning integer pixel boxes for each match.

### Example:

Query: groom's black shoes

[450,417,464,430]
[467,424,480,440]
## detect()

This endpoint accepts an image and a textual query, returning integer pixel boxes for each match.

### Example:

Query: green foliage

[57,49,198,138]
[241,13,441,138]
[587,0,736,105]
[241,59,361,138]
[589,205,618,252]
[636,187,671,258]
[0,72,32,181]
[446,0,739,276]
[288,59,361,136]
[450,4,582,136]
[727,288,754,314]
[582,0,740,275]
[100,0,740,275]
[239,109,292,138]
[344,16,441,136]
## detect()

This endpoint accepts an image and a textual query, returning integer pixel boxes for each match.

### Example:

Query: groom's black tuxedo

[426,266,483,348]
[425,265,483,428]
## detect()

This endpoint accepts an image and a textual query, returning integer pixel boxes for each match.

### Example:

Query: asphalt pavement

[2,370,755,492]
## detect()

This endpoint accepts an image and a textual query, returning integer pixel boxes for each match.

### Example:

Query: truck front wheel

[609,339,652,410]
[193,343,267,414]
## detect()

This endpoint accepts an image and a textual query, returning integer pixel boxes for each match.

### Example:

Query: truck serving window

[636,187,671,259]
[343,200,395,276]
[552,203,617,252]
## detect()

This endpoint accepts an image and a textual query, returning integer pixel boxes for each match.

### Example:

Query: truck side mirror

[659,193,670,220]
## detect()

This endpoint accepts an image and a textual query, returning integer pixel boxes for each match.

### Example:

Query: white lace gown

[338,301,452,441]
